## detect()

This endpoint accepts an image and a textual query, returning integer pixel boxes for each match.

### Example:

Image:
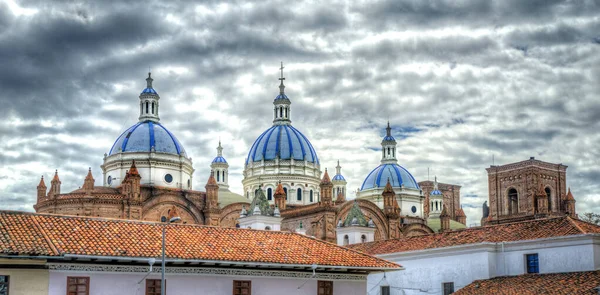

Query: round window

[411,206,417,213]
[164,174,173,183]
[107,176,112,185]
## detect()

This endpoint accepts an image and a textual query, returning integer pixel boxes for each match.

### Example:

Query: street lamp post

[161,216,180,295]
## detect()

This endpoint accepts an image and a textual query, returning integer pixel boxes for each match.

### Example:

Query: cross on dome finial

[146,72,153,88]
[217,140,223,157]
[386,121,391,137]
[279,62,286,94]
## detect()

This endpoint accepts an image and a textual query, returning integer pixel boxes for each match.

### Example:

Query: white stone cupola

[273,62,291,125]
[429,176,444,218]
[138,72,160,123]
[381,121,397,164]
[210,141,229,190]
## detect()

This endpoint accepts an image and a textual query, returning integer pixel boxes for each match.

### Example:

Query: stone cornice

[47,263,367,281]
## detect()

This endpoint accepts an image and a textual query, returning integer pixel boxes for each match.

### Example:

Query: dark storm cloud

[0,0,598,225]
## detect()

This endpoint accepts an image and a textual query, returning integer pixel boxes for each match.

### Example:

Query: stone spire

[274,181,287,210]
[48,170,61,198]
[320,169,333,205]
[336,160,341,175]
[248,185,273,216]
[564,187,576,218]
[455,206,467,225]
[383,178,400,218]
[440,205,451,232]
[37,176,47,201]
[83,167,95,193]
[203,170,221,226]
[139,72,161,123]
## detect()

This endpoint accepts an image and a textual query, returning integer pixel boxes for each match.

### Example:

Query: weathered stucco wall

[0,259,49,295]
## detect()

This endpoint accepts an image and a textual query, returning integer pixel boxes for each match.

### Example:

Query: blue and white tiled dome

[332,174,346,181]
[361,163,419,190]
[246,125,319,164]
[430,189,443,195]
[212,155,227,163]
[109,121,186,157]
[141,87,158,95]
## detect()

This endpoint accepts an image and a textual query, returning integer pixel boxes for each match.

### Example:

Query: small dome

[212,156,227,164]
[430,189,443,196]
[246,124,319,164]
[141,87,158,95]
[383,135,396,141]
[275,93,289,101]
[109,121,186,157]
[332,174,346,181]
[361,163,419,190]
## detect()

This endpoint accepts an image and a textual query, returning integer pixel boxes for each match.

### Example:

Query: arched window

[267,188,273,201]
[285,107,288,118]
[393,148,395,157]
[310,190,314,202]
[265,226,271,230]
[508,188,519,215]
[284,187,288,200]
[217,171,220,182]
[274,108,277,118]
[545,187,552,211]
[343,235,349,246]
[361,235,367,243]
[140,104,143,115]
[387,147,390,155]
[152,102,155,114]
[297,188,302,201]
[280,107,283,118]
[146,101,149,113]
[222,171,225,183]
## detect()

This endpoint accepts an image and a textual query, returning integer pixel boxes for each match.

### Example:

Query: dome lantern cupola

[273,62,291,125]
[429,176,444,218]
[139,72,160,123]
[211,140,229,189]
[381,121,397,164]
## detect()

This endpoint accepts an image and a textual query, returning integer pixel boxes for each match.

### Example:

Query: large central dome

[246,125,319,164]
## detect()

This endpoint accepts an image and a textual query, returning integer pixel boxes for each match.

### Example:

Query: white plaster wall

[497,243,595,276]
[368,251,491,295]
[48,271,365,295]
[367,236,600,295]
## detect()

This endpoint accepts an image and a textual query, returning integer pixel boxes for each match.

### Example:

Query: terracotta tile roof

[454,270,600,295]
[0,210,399,270]
[348,216,600,255]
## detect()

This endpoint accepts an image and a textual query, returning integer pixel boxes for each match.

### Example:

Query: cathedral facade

[34,68,477,244]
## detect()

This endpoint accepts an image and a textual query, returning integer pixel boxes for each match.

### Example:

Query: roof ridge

[567,216,600,233]
[353,216,575,248]
[300,232,401,268]
[30,214,60,255]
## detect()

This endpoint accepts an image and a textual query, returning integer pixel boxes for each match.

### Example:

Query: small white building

[349,216,600,295]
[0,210,400,295]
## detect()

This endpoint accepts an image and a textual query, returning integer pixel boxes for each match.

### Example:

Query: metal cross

[279,62,285,81]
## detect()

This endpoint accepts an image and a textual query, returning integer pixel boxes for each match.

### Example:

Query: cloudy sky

[1,0,599,225]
